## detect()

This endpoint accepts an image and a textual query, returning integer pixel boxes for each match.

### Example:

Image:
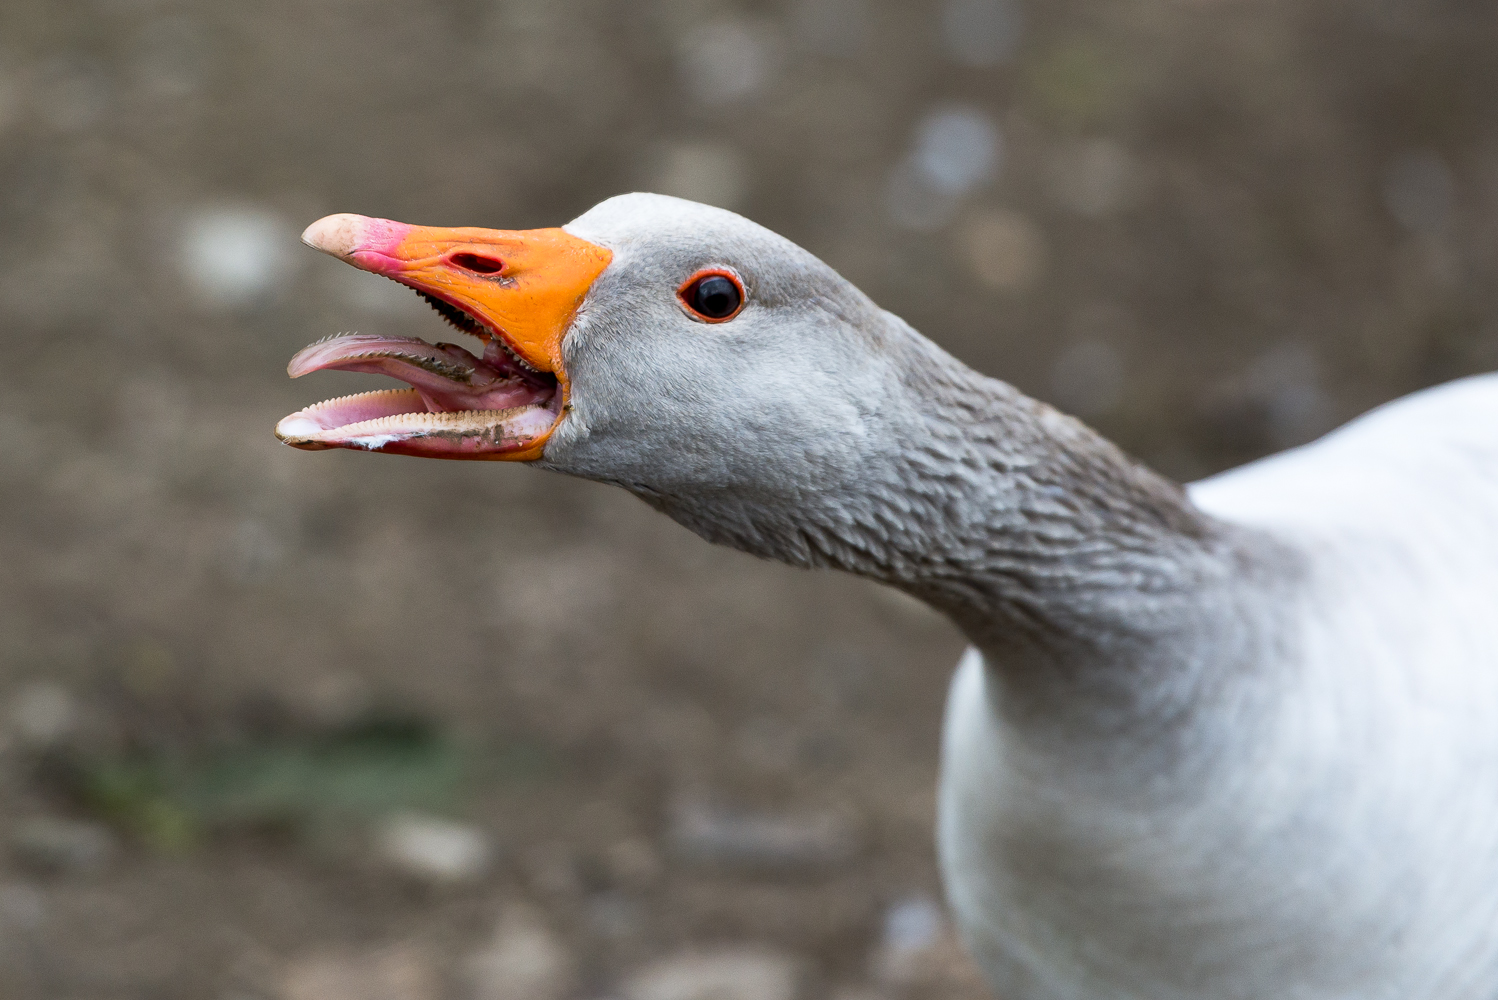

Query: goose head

[279,194,917,550]
[279,193,1220,675]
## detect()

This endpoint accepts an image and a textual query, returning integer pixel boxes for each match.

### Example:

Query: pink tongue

[288,334,549,412]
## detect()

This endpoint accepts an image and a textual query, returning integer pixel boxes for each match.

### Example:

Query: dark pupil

[692,275,740,318]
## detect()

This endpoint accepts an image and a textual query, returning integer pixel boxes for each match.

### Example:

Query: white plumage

[943,374,1498,998]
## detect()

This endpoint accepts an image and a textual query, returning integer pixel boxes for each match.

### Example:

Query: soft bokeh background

[2,1,1496,998]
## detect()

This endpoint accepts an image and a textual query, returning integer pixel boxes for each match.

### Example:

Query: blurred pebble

[941,0,1022,68]
[7,681,76,746]
[885,104,1001,230]
[677,19,780,105]
[651,141,750,210]
[913,105,1001,196]
[9,817,117,875]
[668,798,859,875]
[281,943,438,1000]
[179,205,296,310]
[0,884,46,929]
[375,813,493,885]
[1383,149,1454,234]
[885,897,943,950]
[870,896,942,985]
[959,209,1047,293]
[623,947,799,1000]
[792,0,873,58]
[1047,137,1144,216]
[1050,339,1124,416]
[869,896,986,991]
[465,905,575,1000]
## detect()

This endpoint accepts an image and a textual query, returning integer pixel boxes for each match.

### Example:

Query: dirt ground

[2,0,1496,997]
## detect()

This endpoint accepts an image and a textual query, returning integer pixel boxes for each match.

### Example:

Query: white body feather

[940,375,1498,998]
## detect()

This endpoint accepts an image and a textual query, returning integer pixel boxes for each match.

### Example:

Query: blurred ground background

[1,0,1496,998]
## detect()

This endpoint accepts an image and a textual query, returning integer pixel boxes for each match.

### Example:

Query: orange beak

[276,214,612,461]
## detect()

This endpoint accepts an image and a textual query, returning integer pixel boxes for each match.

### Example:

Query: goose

[276,194,1498,999]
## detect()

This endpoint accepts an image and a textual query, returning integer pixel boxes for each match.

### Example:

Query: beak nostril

[451,252,505,275]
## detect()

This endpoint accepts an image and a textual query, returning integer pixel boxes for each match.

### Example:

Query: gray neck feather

[624,314,1297,751]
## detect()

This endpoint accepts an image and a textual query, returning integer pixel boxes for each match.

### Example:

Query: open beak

[275,214,612,460]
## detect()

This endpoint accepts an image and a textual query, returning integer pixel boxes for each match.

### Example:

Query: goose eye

[680,272,744,322]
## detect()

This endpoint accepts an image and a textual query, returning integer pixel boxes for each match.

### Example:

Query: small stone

[870,897,942,986]
[281,943,439,1000]
[8,682,76,746]
[959,209,1047,293]
[623,947,799,1000]
[10,817,117,875]
[668,799,859,876]
[912,105,1002,197]
[179,205,295,310]
[464,905,575,1000]
[869,897,987,993]
[376,814,493,885]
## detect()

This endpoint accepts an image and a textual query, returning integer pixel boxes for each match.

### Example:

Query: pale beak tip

[274,413,318,444]
[301,213,368,258]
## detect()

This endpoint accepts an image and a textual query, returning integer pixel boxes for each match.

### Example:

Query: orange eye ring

[678,269,746,323]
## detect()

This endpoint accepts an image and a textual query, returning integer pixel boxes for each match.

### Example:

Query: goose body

[279,194,1498,998]
[942,375,1498,998]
